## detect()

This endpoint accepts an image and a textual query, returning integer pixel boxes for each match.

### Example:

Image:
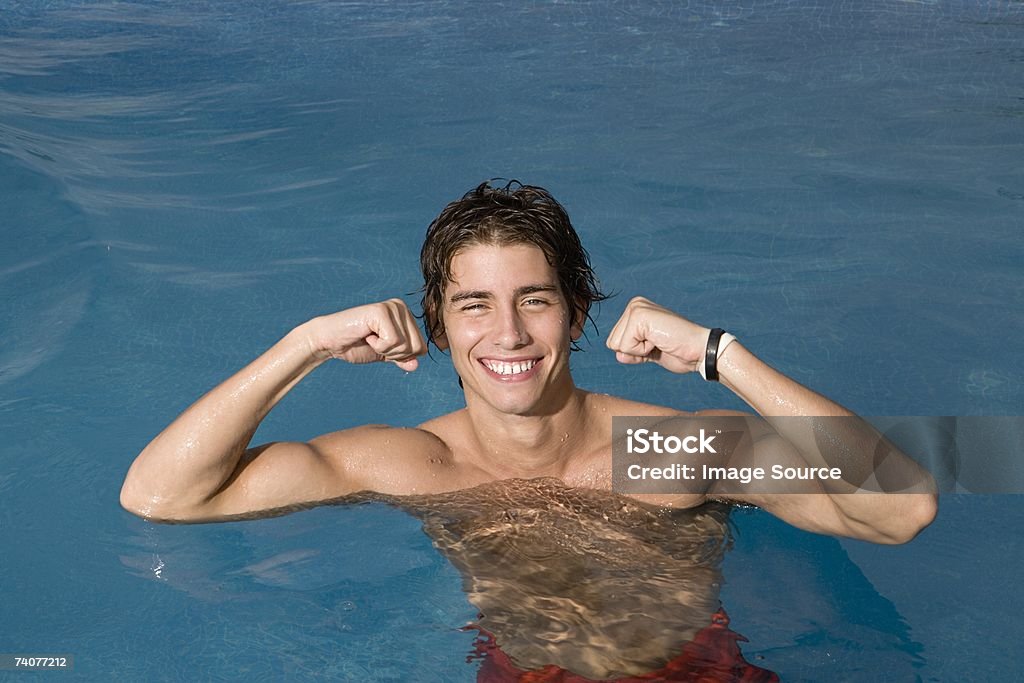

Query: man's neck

[461,385,593,480]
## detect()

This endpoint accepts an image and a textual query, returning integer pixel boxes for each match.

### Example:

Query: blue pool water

[2,1,1023,680]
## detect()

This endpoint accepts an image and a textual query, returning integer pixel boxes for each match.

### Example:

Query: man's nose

[495,306,529,347]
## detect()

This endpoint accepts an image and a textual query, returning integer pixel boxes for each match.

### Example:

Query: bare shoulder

[309,423,459,495]
[310,423,446,454]
[416,408,476,451]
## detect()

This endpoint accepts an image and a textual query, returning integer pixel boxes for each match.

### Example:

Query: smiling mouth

[479,358,541,379]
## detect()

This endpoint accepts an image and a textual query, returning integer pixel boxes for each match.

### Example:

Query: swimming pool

[2,1,1022,680]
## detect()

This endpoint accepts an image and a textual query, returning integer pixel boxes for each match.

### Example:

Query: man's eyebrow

[447,284,560,304]
[515,284,560,297]
[449,289,491,304]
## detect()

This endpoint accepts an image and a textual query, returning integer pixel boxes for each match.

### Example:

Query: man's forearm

[120,321,326,517]
[717,343,852,418]
[716,342,937,541]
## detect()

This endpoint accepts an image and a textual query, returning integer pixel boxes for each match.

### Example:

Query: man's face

[440,242,581,417]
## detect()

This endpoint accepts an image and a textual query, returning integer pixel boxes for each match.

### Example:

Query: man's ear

[569,304,586,341]
[429,309,449,351]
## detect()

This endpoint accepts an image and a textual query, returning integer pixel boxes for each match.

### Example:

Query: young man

[120,181,936,544]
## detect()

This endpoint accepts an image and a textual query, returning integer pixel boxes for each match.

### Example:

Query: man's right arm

[119,299,426,522]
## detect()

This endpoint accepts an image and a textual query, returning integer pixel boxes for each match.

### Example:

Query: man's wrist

[698,329,737,381]
[289,318,332,365]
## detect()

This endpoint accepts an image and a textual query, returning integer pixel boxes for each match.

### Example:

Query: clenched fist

[307,299,427,372]
[606,297,712,374]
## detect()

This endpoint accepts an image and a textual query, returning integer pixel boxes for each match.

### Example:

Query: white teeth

[484,359,536,376]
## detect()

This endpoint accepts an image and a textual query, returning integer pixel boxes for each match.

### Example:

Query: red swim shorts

[467,609,779,683]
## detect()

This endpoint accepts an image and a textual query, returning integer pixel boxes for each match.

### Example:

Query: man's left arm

[710,343,937,544]
[607,297,938,544]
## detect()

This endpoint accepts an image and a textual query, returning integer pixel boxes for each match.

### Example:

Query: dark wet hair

[420,180,608,351]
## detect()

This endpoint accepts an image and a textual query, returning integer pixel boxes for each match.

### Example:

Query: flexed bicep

[186,440,350,521]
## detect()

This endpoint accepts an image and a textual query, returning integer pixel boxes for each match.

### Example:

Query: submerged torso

[361,478,732,679]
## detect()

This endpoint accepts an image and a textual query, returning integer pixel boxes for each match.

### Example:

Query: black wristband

[704,328,726,382]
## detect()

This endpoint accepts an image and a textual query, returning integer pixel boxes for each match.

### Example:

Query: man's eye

[462,303,486,311]
[524,298,549,306]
